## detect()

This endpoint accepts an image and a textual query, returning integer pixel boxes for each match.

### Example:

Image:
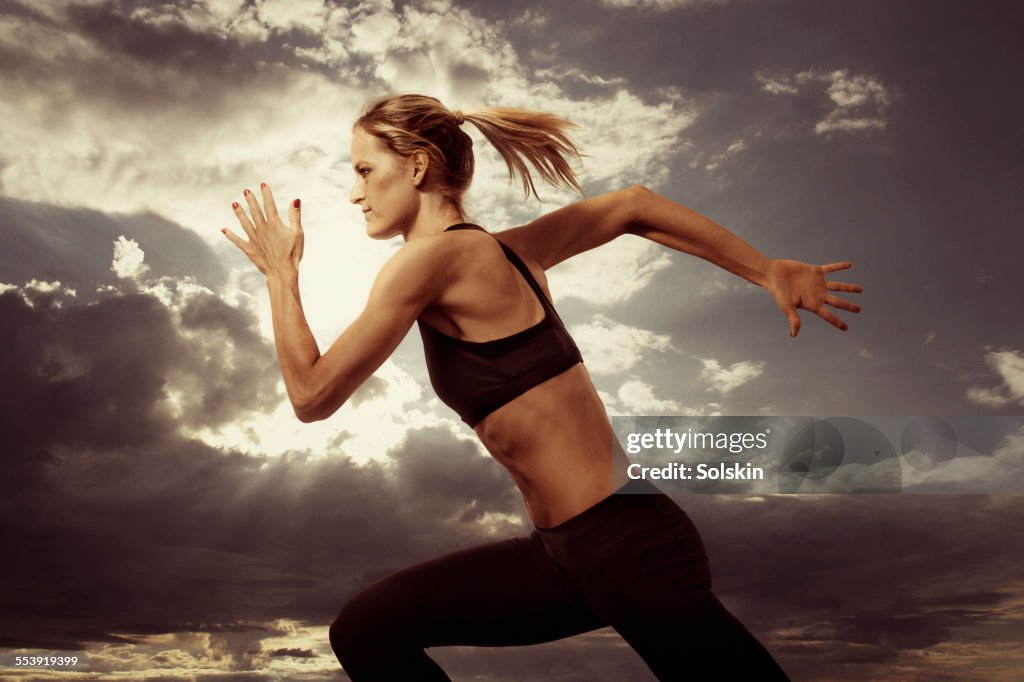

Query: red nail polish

[260,182,267,190]
[293,198,300,208]
[232,201,239,209]
[243,189,250,196]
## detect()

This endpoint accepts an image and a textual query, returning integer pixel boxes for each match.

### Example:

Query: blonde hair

[353,94,584,215]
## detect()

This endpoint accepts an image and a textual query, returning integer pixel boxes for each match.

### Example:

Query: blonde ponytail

[460,107,584,200]
[354,94,584,215]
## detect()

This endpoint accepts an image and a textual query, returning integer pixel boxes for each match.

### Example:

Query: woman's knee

[329,587,391,666]
[330,584,448,680]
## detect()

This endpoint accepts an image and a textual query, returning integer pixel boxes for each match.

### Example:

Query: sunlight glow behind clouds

[0,0,700,445]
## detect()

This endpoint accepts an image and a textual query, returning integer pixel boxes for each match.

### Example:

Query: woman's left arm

[501,185,863,337]
[626,186,864,337]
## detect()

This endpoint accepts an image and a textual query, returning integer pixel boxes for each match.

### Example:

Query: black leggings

[329,479,789,680]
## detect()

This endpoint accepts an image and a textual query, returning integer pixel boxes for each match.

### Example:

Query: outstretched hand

[221,182,304,277]
[766,259,863,337]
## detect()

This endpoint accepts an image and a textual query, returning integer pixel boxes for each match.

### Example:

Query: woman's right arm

[224,185,457,421]
[289,239,452,422]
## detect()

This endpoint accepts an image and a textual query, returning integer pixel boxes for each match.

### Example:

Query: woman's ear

[409,150,429,187]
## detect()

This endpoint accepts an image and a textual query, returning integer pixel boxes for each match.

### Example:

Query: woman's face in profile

[349,127,418,240]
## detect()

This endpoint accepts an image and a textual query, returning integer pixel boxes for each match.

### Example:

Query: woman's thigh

[539,491,788,679]
[335,532,607,648]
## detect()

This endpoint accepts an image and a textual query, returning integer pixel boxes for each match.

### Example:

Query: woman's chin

[365,223,393,241]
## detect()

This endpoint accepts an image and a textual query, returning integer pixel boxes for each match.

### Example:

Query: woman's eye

[359,168,370,177]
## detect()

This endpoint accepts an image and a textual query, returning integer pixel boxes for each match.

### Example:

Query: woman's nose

[349,183,363,205]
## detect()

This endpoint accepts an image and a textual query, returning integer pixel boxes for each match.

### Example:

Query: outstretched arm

[499,184,862,337]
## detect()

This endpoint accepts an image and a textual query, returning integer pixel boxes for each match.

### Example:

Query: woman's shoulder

[407,223,504,260]
[380,226,494,287]
[436,224,546,274]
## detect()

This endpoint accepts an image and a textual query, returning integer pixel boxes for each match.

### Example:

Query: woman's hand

[221,183,304,277]
[766,259,863,337]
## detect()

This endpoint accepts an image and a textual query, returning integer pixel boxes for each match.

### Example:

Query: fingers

[243,187,266,227]
[231,200,257,241]
[221,226,249,253]
[827,280,864,294]
[784,307,801,338]
[825,294,861,313]
[260,182,280,223]
[816,306,849,331]
[822,261,853,273]
[289,197,302,231]
[233,182,282,237]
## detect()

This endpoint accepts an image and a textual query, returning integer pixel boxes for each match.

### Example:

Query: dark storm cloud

[389,425,523,525]
[63,2,236,69]
[174,291,282,428]
[2,276,1022,675]
[0,0,351,121]
[0,282,276,648]
[0,282,281,453]
[0,279,524,653]
[676,493,1024,674]
[0,177,525,661]
[0,196,228,302]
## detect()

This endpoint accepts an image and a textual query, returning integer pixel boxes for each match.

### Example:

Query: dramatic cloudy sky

[2,0,1023,680]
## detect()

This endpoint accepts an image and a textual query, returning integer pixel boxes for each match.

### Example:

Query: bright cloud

[991,425,1024,466]
[757,68,892,136]
[0,279,78,310]
[967,349,1024,408]
[111,235,151,280]
[256,0,329,33]
[569,314,675,375]
[601,379,722,417]
[613,378,697,415]
[966,387,1009,409]
[698,357,764,393]
[547,234,675,306]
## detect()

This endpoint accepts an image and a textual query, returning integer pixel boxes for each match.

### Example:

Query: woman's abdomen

[474,364,634,527]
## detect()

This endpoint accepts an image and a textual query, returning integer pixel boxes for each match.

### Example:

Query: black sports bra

[416,223,584,427]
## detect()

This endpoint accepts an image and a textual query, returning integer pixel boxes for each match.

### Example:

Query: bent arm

[265,271,321,420]
[268,242,447,422]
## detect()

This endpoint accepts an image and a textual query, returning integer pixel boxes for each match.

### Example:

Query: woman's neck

[403,196,465,242]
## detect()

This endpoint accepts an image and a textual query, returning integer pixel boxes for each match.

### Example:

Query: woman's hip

[530,479,712,596]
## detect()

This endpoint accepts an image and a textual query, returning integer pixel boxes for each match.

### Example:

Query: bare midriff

[472,362,634,529]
